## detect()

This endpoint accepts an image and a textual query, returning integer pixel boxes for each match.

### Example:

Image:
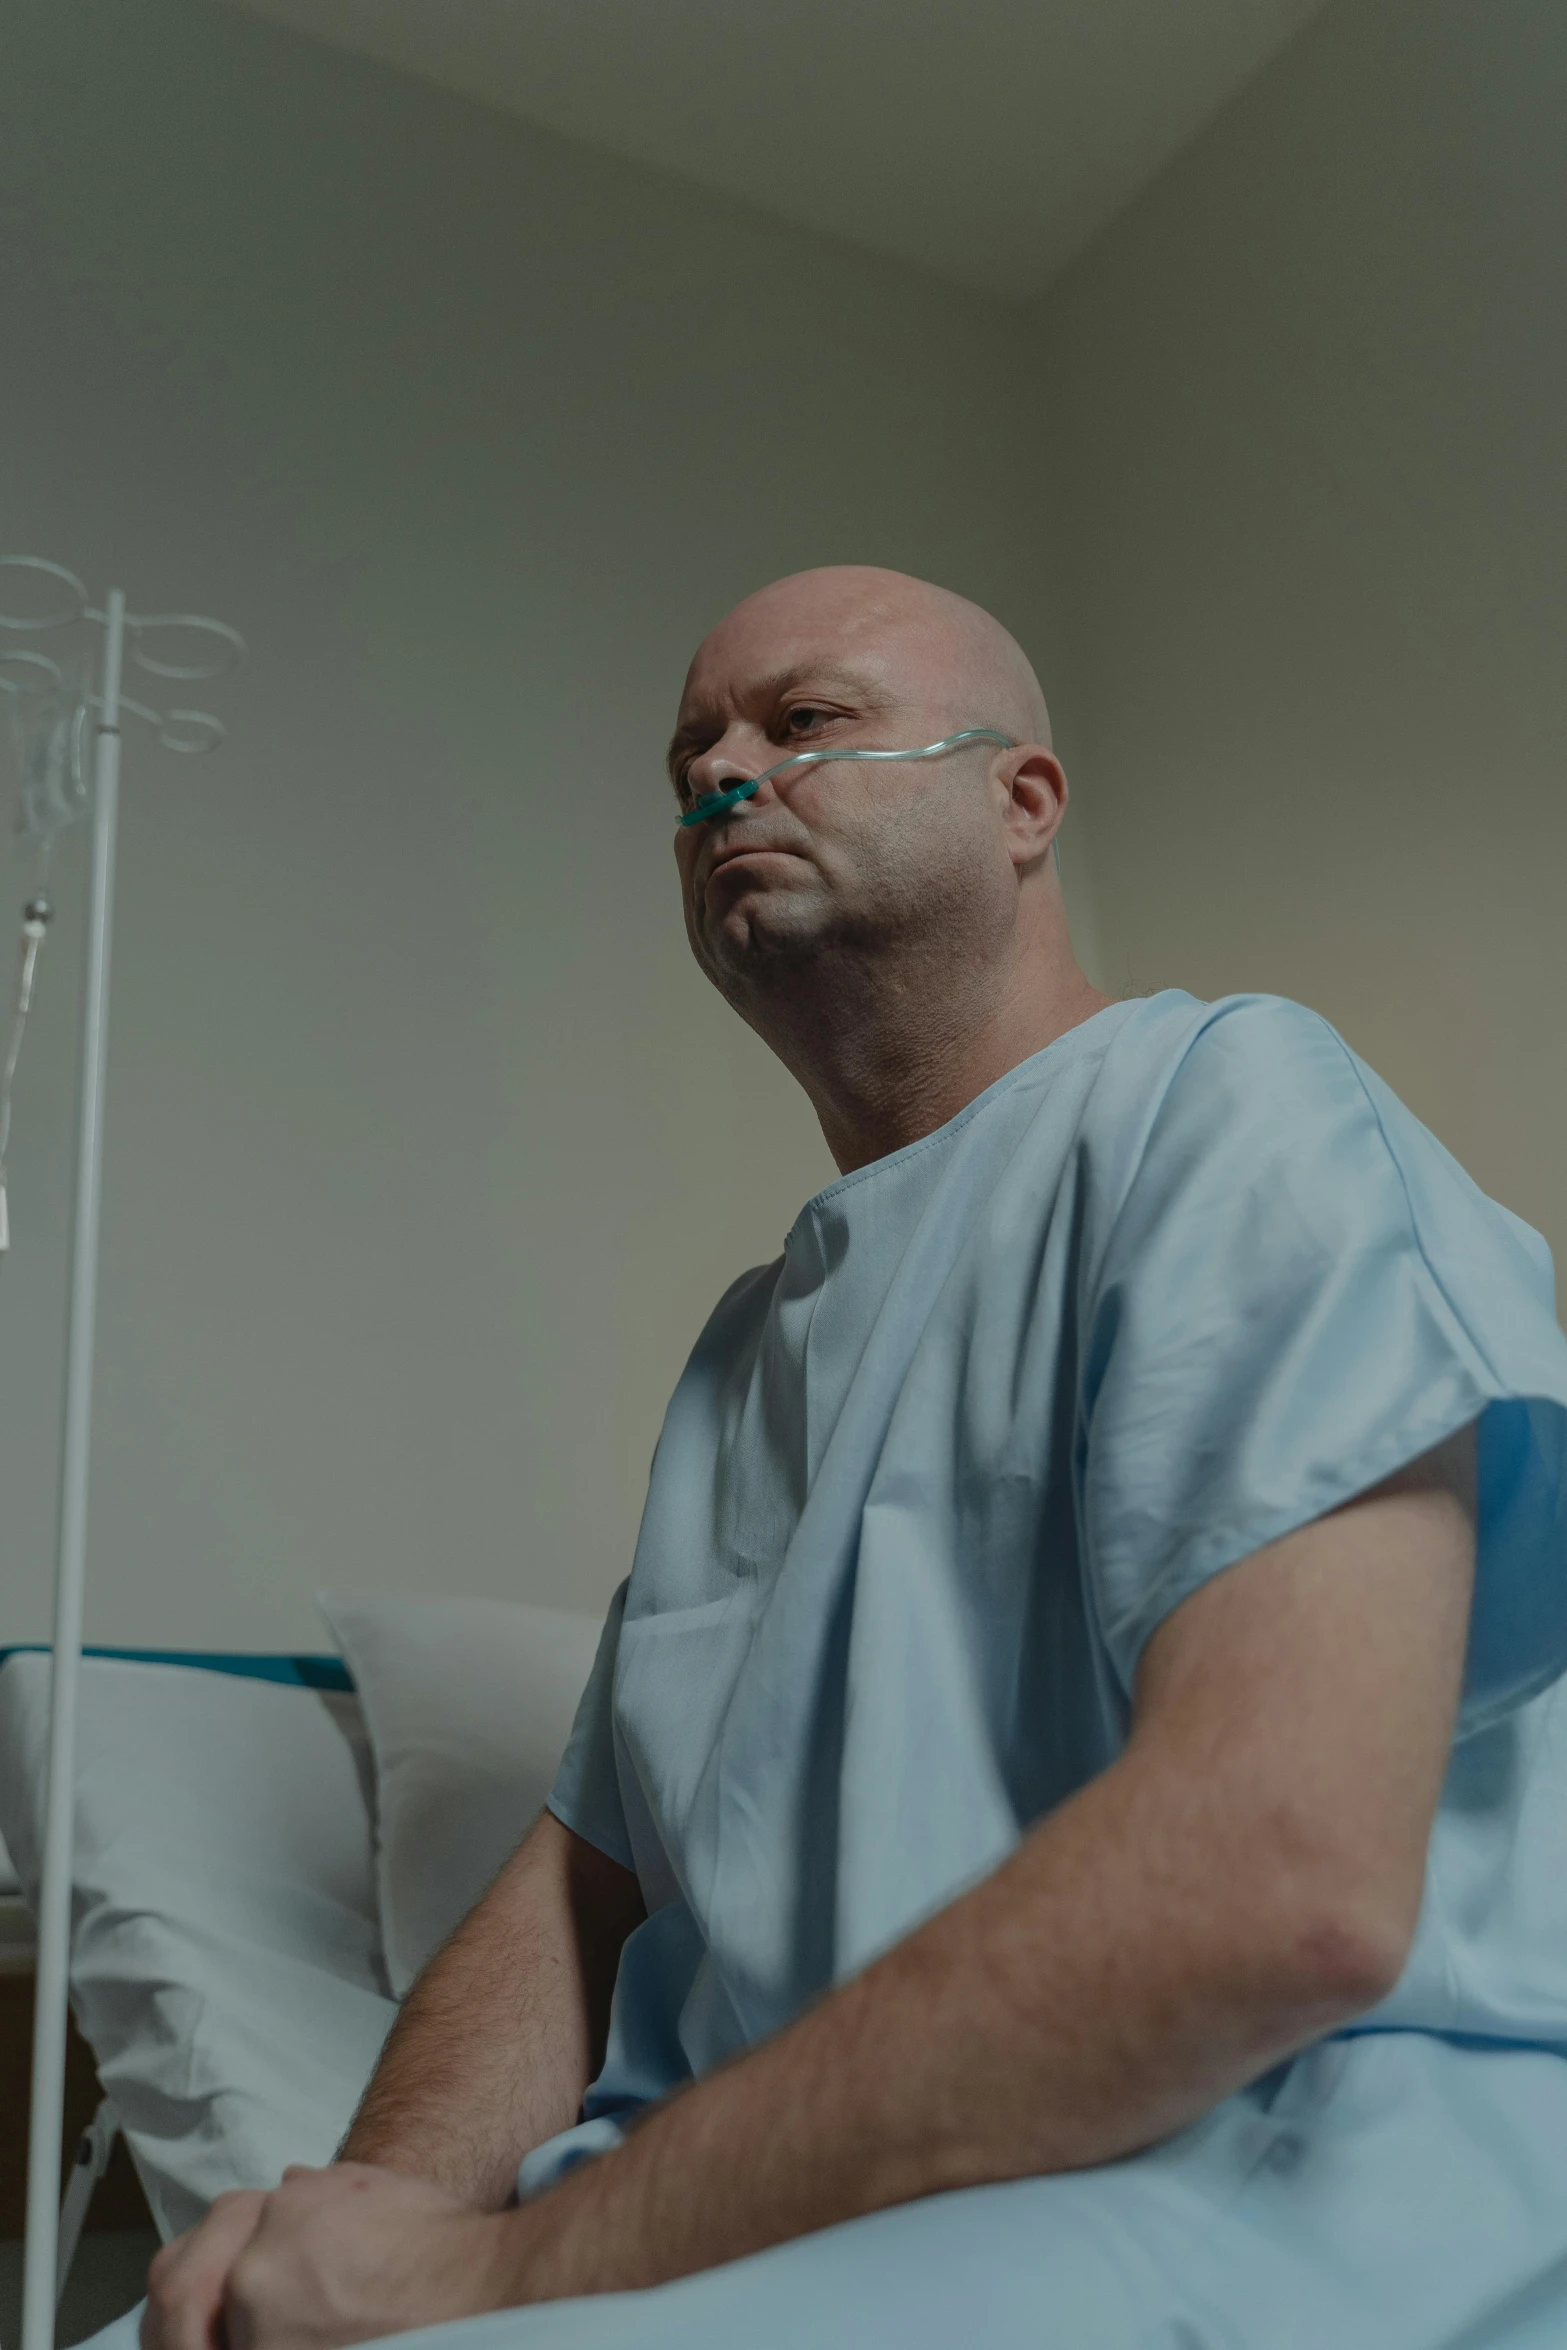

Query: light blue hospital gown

[519,993,1567,2349]
[95,991,1567,2350]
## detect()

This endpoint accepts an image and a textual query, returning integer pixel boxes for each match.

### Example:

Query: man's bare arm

[485,1429,1475,2298]
[341,1809,645,2207]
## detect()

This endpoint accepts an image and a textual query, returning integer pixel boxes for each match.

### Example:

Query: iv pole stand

[0,554,238,2350]
[20,588,125,2350]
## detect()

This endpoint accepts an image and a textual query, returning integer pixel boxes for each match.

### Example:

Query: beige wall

[0,0,1094,1646]
[1032,0,1567,1274]
[3,0,1559,1656]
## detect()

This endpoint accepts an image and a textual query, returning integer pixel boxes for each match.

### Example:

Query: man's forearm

[490,1752,1368,2297]
[492,1455,1473,2299]
[342,1812,643,2209]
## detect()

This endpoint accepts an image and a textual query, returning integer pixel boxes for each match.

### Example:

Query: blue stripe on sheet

[0,1645,355,1691]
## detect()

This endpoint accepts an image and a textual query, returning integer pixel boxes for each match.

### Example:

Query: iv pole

[19,587,122,2350]
[0,560,241,2350]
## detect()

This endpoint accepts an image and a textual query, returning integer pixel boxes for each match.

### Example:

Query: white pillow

[0,1655,396,2238]
[318,1594,601,1997]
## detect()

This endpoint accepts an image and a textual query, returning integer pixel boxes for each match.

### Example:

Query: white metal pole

[21,589,125,2350]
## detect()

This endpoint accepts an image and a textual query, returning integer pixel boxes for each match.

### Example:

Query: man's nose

[686,740,757,802]
[685,737,778,820]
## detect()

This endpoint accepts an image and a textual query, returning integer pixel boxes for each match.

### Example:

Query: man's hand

[142,2167,516,2350]
[142,2191,269,2350]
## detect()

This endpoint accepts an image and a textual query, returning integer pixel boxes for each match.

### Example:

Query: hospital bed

[0,1599,599,2299]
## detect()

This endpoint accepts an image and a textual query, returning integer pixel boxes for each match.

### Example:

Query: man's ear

[999,747,1068,872]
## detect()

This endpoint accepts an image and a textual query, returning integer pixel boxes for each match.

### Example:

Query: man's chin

[702,890,839,979]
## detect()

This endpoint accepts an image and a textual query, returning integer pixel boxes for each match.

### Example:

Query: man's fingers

[142,2191,269,2350]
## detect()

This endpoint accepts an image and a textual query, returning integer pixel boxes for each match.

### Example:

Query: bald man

[141,571,1567,2350]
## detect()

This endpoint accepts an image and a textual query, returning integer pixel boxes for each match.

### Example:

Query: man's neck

[743,930,1116,1177]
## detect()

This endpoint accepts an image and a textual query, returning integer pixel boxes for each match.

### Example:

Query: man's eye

[785,706,830,736]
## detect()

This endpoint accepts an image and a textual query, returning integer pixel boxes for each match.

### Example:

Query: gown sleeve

[546,1577,636,1870]
[1078,996,1567,1731]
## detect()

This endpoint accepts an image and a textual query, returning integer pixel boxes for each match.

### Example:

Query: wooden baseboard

[0,1972,156,2239]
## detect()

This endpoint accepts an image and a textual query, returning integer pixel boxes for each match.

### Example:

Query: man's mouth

[706,838,797,880]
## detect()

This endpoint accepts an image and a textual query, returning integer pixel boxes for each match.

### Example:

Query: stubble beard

[696,850,982,1040]
[689,791,1007,1057]
[697,876,868,1014]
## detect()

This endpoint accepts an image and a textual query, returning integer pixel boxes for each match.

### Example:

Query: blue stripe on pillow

[0,1645,354,1691]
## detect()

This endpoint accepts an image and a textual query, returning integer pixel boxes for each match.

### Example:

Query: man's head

[668,566,1067,1020]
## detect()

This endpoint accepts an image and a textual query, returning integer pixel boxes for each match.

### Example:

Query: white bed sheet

[0,1655,396,2238]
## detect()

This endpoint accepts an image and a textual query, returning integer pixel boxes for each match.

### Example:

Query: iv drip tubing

[0,920,46,1180]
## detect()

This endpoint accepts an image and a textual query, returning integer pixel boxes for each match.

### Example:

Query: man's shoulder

[1103,989,1350,1088]
[1090,992,1550,1296]
[1073,990,1362,1189]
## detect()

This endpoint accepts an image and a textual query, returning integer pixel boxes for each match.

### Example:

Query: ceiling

[227,0,1330,304]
